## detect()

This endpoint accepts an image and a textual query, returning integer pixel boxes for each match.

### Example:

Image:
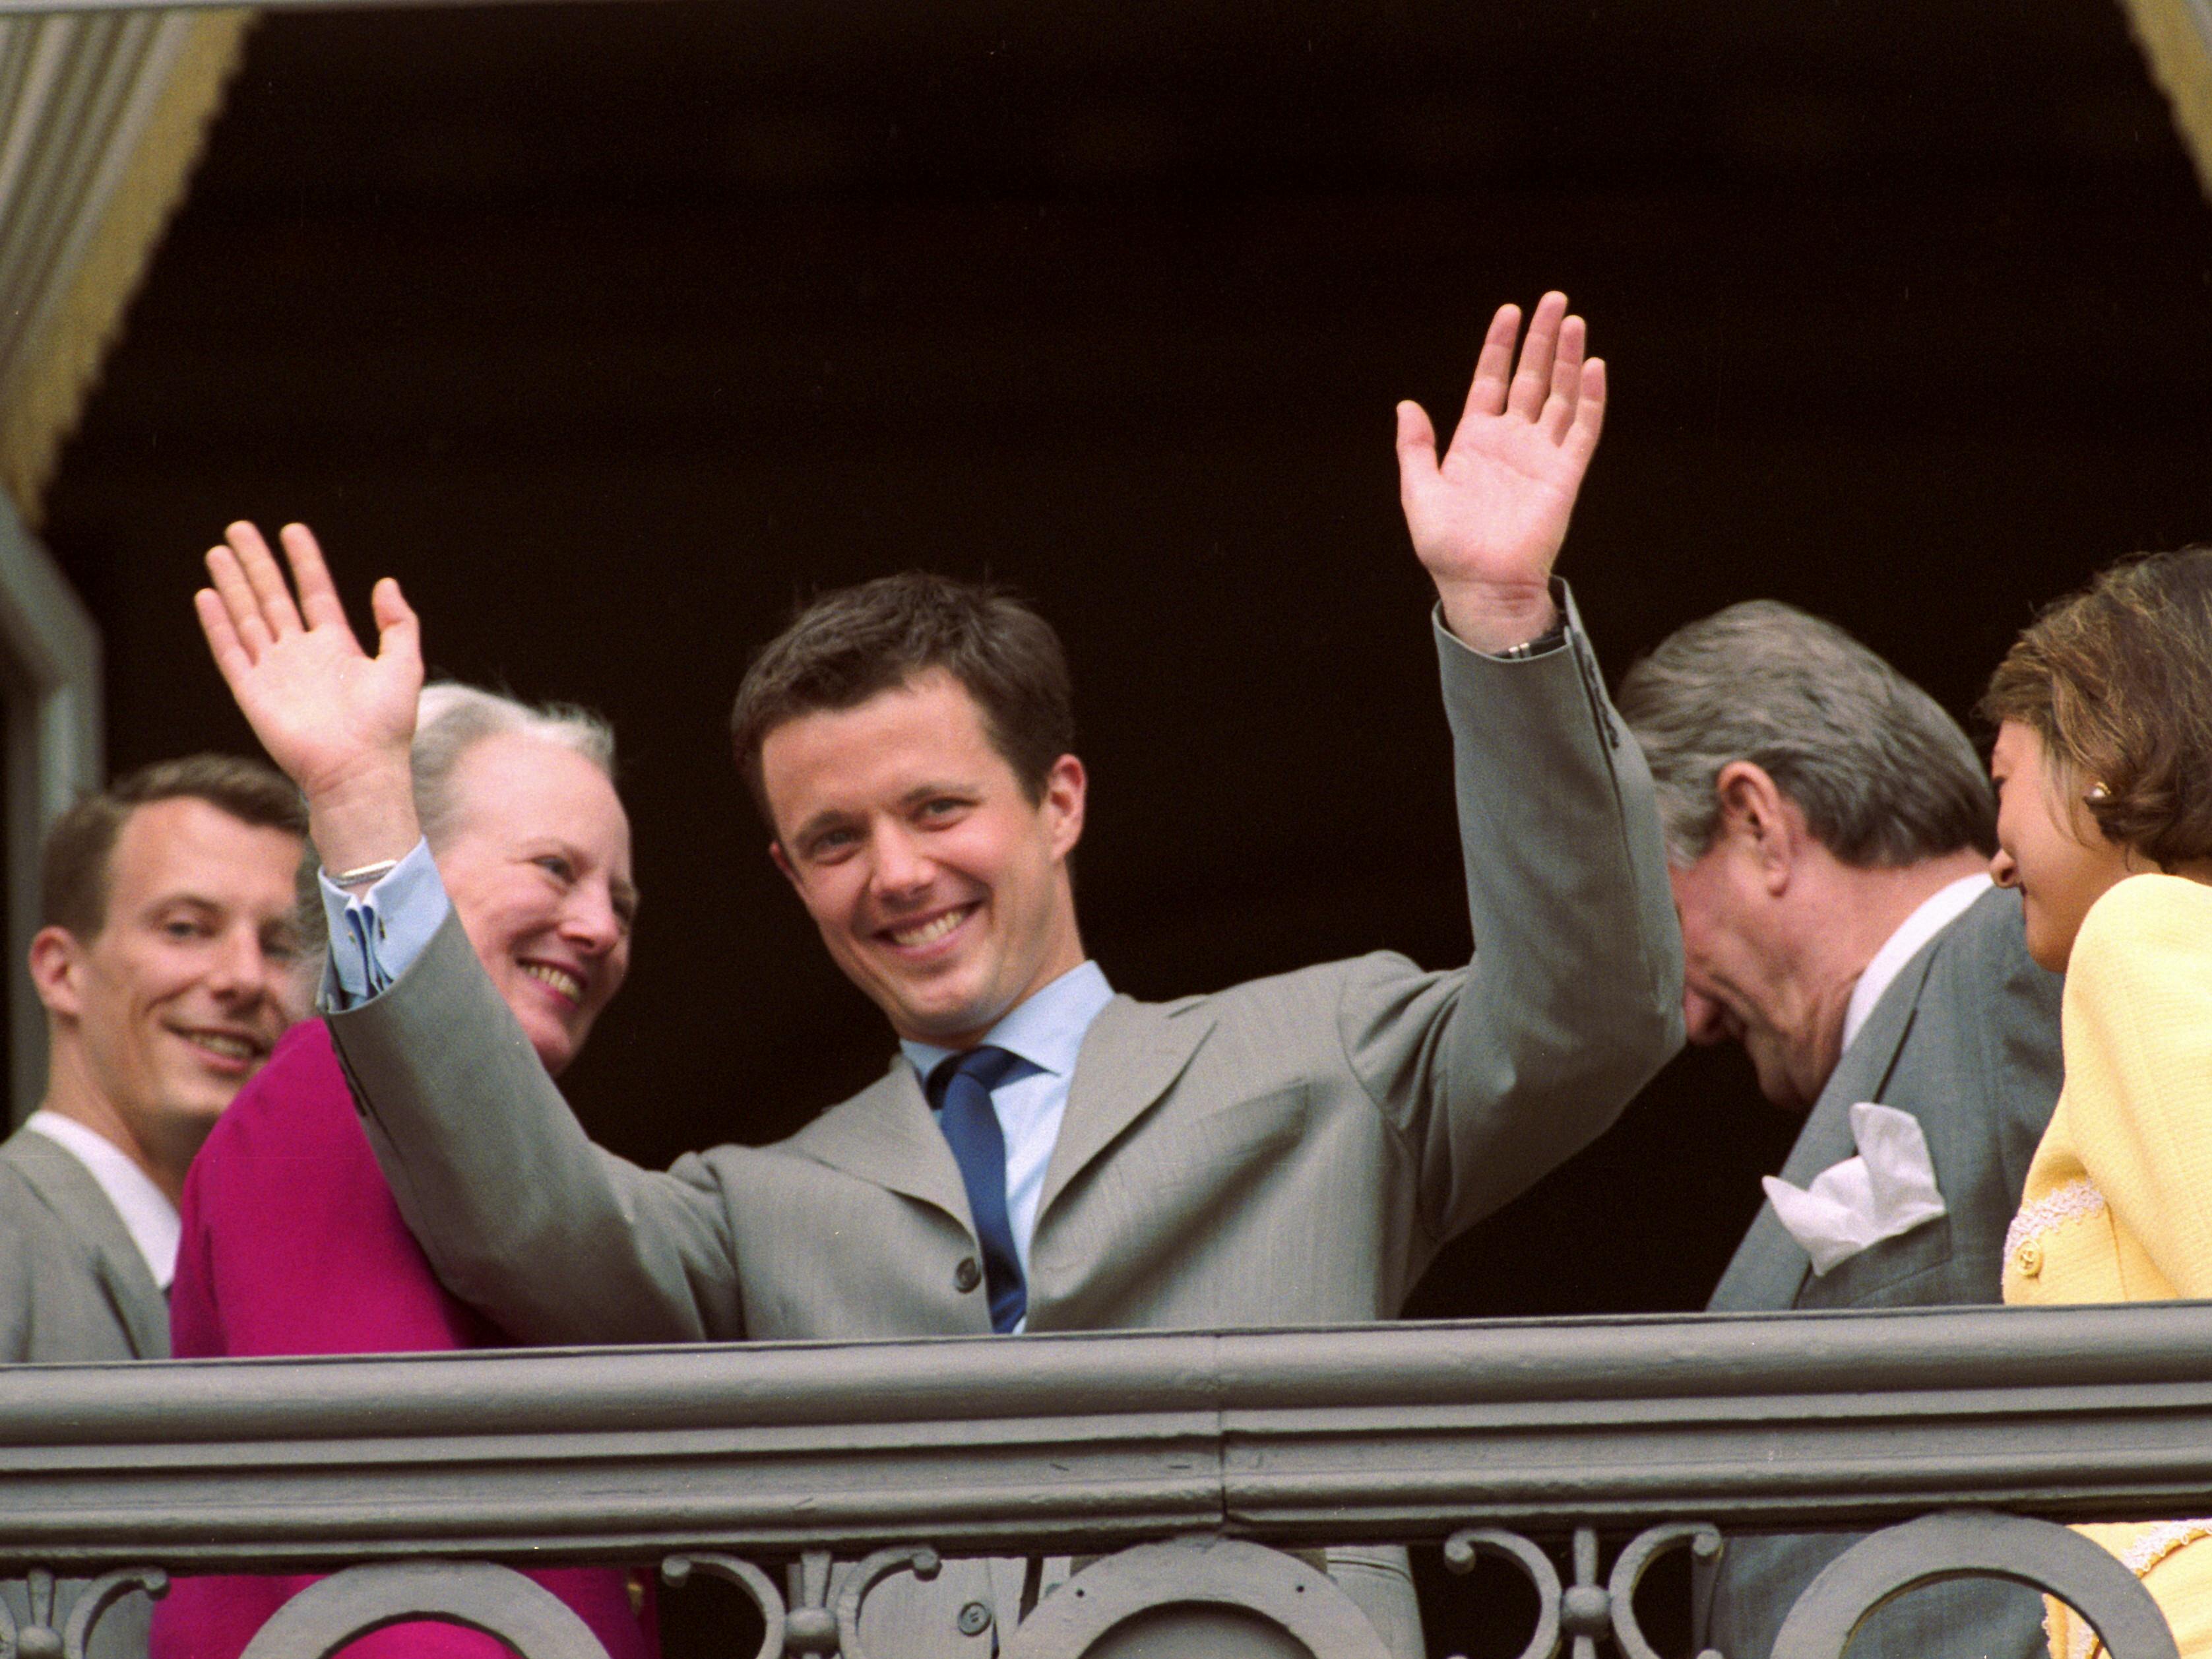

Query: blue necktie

[928,1045,1027,1333]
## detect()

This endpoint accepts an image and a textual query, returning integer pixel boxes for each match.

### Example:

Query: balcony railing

[5,1301,2211,1659]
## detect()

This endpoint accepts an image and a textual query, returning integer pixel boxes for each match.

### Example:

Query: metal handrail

[5,1300,2212,1574]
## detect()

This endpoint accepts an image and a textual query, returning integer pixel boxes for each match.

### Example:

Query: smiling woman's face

[1988,719,2135,971]
[435,732,636,1076]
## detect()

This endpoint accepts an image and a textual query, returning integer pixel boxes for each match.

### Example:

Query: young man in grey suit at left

[197,293,1686,1658]
[1616,601,2066,1659]
[1,755,309,1656]
[1,754,309,1361]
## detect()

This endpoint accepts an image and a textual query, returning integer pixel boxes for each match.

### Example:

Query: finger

[370,577,423,670]
[279,523,350,632]
[1564,356,1606,467]
[1395,400,1439,510]
[226,521,305,638]
[1459,304,1521,426]
[193,587,255,690]
[1540,313,1587,442]
[205,545,274,660]
[1506,290,1568,421]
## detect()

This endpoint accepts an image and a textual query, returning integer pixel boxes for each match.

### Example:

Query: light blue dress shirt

[318,837,447,1007]
[899,959,1115,1277]
[322,847,1116,1286]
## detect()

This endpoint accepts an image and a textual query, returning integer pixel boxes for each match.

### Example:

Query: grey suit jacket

[0,1126,167,1659]
[1705,885,2064,1659]
[332,609,1686,1655]
[0,1126,168,1363]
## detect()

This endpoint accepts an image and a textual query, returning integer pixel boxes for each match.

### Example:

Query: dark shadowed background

[37,0,2212,1648]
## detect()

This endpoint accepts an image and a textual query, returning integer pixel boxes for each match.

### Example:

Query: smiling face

[762,669,1087,1047]
[1988,720,2135,971]
[32,796,310,1192]
[434,732,636,1076]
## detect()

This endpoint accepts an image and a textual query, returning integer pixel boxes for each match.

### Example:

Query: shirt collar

[22,1109,181,1289]
[1841,873,1993,1055]
[901,960,1116,1086]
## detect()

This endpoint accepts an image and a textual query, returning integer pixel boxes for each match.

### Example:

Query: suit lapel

[786,997,1215,1245]
[786,1059,976,1235]
[1705,946,1936,1313]
[1,1131,169,1357]
[1035,996,1215,1223]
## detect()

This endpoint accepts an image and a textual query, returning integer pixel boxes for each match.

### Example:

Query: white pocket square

[1762,1101,1947,1276]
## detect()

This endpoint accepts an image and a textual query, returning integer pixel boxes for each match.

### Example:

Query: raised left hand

[1395,292,1605,651]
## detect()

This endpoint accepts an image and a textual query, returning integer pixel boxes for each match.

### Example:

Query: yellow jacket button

[2015,1240,2044,1278]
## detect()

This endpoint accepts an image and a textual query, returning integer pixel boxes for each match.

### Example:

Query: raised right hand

[195,521,425,869]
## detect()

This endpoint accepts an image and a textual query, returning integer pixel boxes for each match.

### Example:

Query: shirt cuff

[318,839,450,1009]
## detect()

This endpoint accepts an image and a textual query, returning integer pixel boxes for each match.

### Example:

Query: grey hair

[1616,601,1994,868]
[412,683,617,852]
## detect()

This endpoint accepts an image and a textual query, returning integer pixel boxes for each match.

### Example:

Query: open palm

[1397,293,1605,649]
[195,521,422,804]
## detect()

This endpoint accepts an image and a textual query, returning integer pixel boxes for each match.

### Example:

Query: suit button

[957,1602,993,1637]
[954,1256,982,1293]
[2015,1239,2044,1279]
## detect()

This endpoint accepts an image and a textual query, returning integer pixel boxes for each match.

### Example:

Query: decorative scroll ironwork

[0,1307,2209,1656]
[834,1545,941,1659]
[659,1543,947,1659]
[1445,1522,1722,1659]
[1606,1522,1722,1659]
[1772,1511,2181,1659]
[784,1549,838,1656]
[1002,1536,1393,1659]
[1443,1527,1564,1659]
[660,1553,786,1659]
[0,1565,166,1659]
[232,1561,613,1659]
[656,1536,1417,1658]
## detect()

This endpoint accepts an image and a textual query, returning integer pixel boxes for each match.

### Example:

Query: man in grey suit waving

[1616,601,2066,1659]
[195,294,1684,1656]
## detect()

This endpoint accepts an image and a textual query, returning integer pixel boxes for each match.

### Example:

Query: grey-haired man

[1617,601,2064,1659]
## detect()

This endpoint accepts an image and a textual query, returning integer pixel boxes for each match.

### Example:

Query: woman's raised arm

[196,521,425,872]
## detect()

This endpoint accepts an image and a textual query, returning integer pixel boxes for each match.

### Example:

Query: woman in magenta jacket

[154,678,653,1659]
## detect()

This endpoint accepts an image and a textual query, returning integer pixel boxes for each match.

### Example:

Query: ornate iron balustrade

[5,1301,2211,1658]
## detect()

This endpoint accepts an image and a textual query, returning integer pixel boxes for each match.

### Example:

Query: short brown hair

[1978,546,2212,870]
[40,754,309,938]
[730,572,1075,826]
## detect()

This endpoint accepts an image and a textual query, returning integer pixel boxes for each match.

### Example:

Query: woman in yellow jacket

[1982,545,2212,1659]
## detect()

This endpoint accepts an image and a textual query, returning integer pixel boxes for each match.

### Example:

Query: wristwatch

[1489,616,1567,661]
